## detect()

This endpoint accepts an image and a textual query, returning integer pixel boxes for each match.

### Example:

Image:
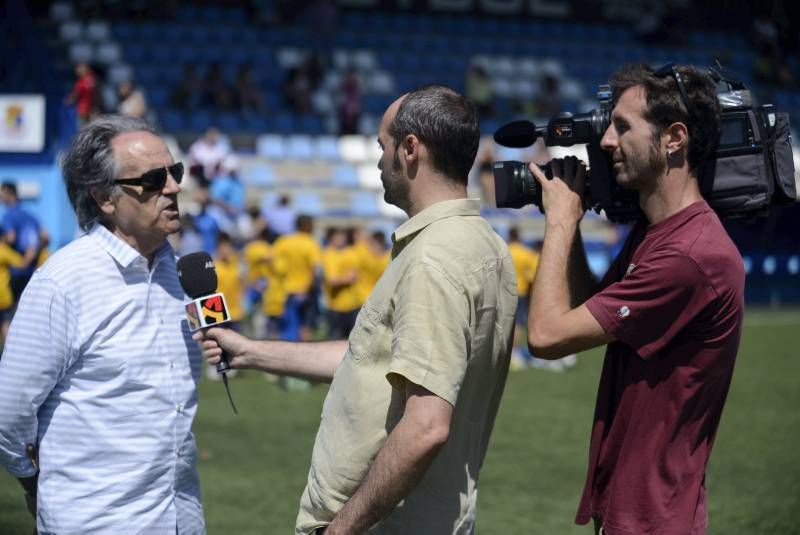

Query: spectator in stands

[322,227,360,338]
[465,64,494,118]
[283,66,313,114]
[272,214,321,342]
[752,16,796,88]
[204,62,235,111]
[188,127,230,187]
[64,62,98,125]
[532,72,562,119]
[338,69,362,135]
[171,64,203,110]
[117,80,148,119]
[304,52,326,93]
[209,155,246,240]
[174,214,204,257]
[0,181,42,302]
[192,187,221,254]
[235,64,265,114]
[262,194,296,237]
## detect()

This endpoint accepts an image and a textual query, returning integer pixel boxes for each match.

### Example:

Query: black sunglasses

[114,162,184,192]
[653,62,695,121]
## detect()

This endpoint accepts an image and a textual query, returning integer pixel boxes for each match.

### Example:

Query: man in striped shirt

[0,116,205,534]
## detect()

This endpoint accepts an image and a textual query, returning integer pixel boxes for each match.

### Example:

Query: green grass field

[2,309,799,534]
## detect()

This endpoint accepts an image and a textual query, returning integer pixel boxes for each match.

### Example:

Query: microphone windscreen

[177,252,218,298]
[494,120,538,148]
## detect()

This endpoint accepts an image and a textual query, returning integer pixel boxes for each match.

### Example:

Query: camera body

[493,71,797,223]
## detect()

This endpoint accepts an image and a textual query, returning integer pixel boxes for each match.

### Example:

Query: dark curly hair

[610,63,721,171]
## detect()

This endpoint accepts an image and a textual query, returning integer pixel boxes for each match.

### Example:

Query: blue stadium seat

[242,114,270,133]
[160,111,185,132]
[270,114,294,134]
[147,88,169,108]
[316,136,341,161]
[241,164,275,187]
[188,110,214,132]
[332,165,358,188]
[123,44,147,65]
[140,23,160,41]
[256,134,287,159]
[217,113,242,132]
[298,114,324,135]
[292,192,324,216]
[350,191,380,217]
[286,135,315,160]
[113,22,135,40]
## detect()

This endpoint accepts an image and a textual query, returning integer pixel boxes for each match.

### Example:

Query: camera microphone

[493,120,540,148]
[177,251,238,414]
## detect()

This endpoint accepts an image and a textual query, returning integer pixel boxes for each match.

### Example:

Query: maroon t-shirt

[578,201,744,534]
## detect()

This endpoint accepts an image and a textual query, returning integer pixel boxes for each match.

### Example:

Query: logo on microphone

[185,293,231,331]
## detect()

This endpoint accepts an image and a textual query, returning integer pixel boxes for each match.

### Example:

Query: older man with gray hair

[0,116,205,534]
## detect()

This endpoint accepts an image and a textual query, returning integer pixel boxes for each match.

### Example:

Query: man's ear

[403,134,420,164]
[665,122,688,156]
[91,188,115,216]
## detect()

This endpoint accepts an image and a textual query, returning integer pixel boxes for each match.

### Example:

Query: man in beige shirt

[196,85,517,534]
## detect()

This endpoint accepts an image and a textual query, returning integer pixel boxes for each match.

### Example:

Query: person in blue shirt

[0,181,42,302]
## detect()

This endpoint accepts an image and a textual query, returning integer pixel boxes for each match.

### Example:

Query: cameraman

[527,63,744,534]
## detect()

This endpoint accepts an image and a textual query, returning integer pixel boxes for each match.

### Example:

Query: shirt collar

[392,198,481,246]
[88,223,173,270]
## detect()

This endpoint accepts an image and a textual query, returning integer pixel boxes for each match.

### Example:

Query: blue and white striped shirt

[0,224,205,534]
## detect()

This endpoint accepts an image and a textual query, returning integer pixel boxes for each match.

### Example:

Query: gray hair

[60,115,157,230]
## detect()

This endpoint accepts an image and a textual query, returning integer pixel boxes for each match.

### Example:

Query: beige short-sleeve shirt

[296,199,518,534]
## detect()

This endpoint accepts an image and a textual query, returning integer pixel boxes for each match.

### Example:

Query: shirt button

[176,448,183,457]
[177,404,183,414]
[169,361,175,369]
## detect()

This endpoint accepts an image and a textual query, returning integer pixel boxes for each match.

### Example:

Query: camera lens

[493,161,542,209]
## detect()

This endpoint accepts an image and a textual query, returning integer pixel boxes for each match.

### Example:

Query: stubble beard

[616,140,667,191]
[382,152,410,212]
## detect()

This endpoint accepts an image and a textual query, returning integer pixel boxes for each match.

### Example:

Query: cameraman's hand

[193,328,251,369]
[529,156,587,227]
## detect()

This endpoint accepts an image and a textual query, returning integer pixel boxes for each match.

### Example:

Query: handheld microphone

[177,251,238,414]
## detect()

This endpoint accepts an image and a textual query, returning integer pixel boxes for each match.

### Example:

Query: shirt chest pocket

[346,304,388,364]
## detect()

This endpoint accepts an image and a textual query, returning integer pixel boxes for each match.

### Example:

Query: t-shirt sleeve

[387,261,470,406]
[585,252,716,359]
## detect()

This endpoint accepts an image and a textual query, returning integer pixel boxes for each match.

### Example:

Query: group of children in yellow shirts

[212,219,391,341]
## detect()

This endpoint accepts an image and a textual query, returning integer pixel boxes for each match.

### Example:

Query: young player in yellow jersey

[507,227,540,369]
[271,215,321,341]
[508,228,576,371]
[243,230,273,339]
[352,229,391,304]
[0,241,24,346]
[322,228,361,338]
